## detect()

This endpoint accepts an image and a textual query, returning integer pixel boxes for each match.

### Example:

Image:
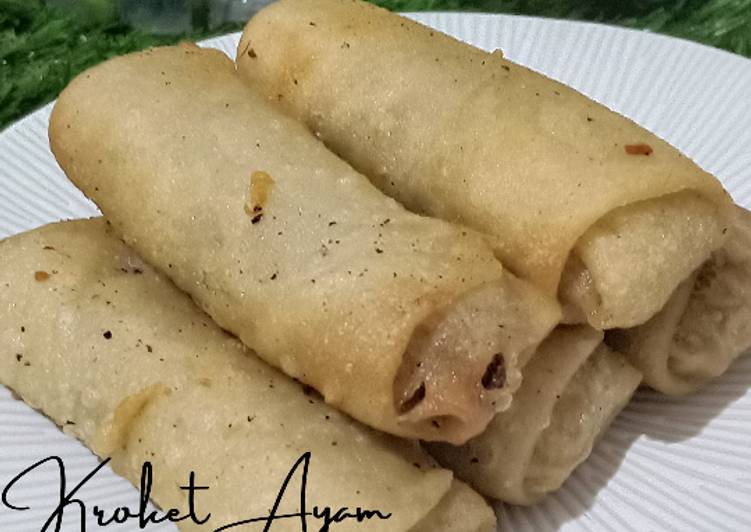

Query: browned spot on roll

[399,382,426,414]
[239,39,252,59]
[481,353,506,389]
[244,170,274,224]
[624,143,653,156]
[34,271,50,282]
[301,383,323,400]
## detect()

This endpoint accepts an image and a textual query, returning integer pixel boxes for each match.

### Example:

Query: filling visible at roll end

[608,205,751,394]
[425,326,641,505]
[395,275,560,445]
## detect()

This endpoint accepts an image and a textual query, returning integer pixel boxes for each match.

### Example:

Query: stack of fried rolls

[1,0,743,518]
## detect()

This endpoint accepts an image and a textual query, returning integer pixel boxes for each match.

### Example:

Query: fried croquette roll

[49,44,560,444]
[0,219,496,532]
[237,0,733,331]
[426,326,641,505]
[607,206,751,394]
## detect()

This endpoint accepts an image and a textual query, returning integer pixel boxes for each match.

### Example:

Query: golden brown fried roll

[237,0,733,331]
[607,206,751,394]
[426,326,641,505]
[0,219,496,532]
[49,44,559,443]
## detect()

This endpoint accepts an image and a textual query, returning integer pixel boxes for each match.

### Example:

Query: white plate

[1,12,751,532]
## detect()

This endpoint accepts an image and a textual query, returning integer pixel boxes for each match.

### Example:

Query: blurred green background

[2,0,751,129]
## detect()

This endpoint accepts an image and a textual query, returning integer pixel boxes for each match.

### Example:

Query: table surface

[2,0,751,129]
